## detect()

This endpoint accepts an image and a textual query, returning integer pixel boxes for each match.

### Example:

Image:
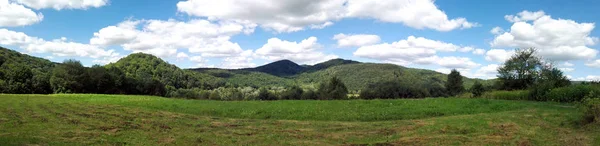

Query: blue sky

[1,0,599,80]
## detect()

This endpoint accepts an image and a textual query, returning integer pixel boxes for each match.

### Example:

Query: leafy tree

[50,60,87,93]
[317,76,348,100]
[257,87,277,100]
[86,65,114,93]
[359,81,430,99]
[497,48,543,90]
[301,89,318,100]
[445,69,464,96]
[1,63,33,93]
[470,81,485,97]
[281,85,304,100]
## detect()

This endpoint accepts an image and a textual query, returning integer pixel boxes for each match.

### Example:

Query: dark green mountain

[304,58,360,72]
[243,60,305,76]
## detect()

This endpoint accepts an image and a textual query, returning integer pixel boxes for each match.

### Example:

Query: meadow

[1,94,599,145]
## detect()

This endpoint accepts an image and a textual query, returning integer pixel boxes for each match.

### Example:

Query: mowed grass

[0,94,598,145]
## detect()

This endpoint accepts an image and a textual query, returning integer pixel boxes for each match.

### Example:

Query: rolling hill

[190,58,492,91]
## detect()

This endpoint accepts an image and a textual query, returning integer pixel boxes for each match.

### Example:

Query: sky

[1,0,600,80]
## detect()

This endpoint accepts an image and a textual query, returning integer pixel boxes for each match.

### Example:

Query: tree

[1,63,33,93]
[50,60,88,93]
[445,69,464,96]
[497,48,542,90]
[470,81,485,97]
[317,76,348,100]
[257,87,277,100]
[281,85,304,100]
[87,65,113,94]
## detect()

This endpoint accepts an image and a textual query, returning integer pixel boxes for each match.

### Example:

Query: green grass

[1,94,599,145]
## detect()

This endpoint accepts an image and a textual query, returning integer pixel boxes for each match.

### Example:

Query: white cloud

[586,59,600,68]
[90,19,254,58]
[255,36,338,65]
[485,49,515,63]
[176,52,189,60]
[354,36,477,66]
[0,29,118,59]
[332,33,381,48]
[491,10,599,61]
[0,0,43,27]
[176,0,476,33]
[220,50,256,69]
[490,26,504,35]
[13,0,108,10]
[473,49,486,55]
[573,75,600,81]
[559,68,575,72]
[345,0,477,31]
[504,10,545,23]
[436,56,480,69]
[563,62,574,67]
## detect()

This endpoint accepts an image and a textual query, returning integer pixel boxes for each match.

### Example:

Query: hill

[0,47,55,93]
[242,59,305,76]
[191,59,491,91]
[105,53,225,89]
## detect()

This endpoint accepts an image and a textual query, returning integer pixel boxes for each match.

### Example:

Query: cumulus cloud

[490,26,504,35]
[491,10,599,61]
[0,0,43,27]
[485,49,515,63]
[13,0,108,10]
[573,75,600,81]
[354,36,478,66]
[586,59,600,68]
[90,19,255,58]
[436,56,480,69]
[472,49,486,55]
[0,29,118,59]
[220,50,256,69]
[332,33,380,48]
[176,0,476,33]
[255,36,338,65]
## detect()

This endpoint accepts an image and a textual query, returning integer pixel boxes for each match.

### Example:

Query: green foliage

[545,85,600,102]
[245,60,305,76]
[359,81,430,99]
[481,90,530,100]
[497,48,542,90]
[582,96,600,124]
[470,81,485,97]
[317,76,348,100]
[446,69,464,96]
[50,60,88,93]
[257,87,278,100]
[281,85,303,100]
[0,47,54,94]
[300,89,318,100]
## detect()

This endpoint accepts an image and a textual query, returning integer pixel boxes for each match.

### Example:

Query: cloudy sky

[1,0,599,80]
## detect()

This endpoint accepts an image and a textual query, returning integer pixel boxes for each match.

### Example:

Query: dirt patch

[489,122,519,137]
[210,121,242,128]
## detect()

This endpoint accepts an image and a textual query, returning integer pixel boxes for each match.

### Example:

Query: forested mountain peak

[244,59,305,76]
[305,58,360,71]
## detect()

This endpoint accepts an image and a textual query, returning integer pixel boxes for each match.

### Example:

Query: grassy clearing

[1,94,599,145]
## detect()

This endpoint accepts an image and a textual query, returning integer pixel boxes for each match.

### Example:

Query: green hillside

[192,60,492,91]
[105,53,224,89]
[0,47,55,93]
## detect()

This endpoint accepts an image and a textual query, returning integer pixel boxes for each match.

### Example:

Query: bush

[301,89,318,100]
[545,85,600,102]
[359,81,430,99]
[470,81,485,97]
[281,86,304,100]
[582,96,600,124]
[317,77,348,100]
[480,90,530,100]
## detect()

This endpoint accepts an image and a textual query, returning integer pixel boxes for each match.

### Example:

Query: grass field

[1,94,599,145]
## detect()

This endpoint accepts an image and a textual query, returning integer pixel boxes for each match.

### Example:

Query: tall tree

[497,48,542,90]
[50,60,88,93]
[470,81,485,97]
[445,69,464,96]
[317,76,348,100]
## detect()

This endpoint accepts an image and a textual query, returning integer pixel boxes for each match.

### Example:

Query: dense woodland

[1,47,599,103]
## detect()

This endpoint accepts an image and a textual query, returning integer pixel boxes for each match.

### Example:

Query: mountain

[243,60,305,76]
[305,58,360,72]
[190,58,492,91]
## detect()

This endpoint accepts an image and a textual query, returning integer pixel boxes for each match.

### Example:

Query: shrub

[582,96,600,124]
[480,90,530,100]
[317,77,348,100]
[281,86,304,100]
[301,89,318,100]
[359,81,430,99]
[470,81,485,97]
[545,85,600,102]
